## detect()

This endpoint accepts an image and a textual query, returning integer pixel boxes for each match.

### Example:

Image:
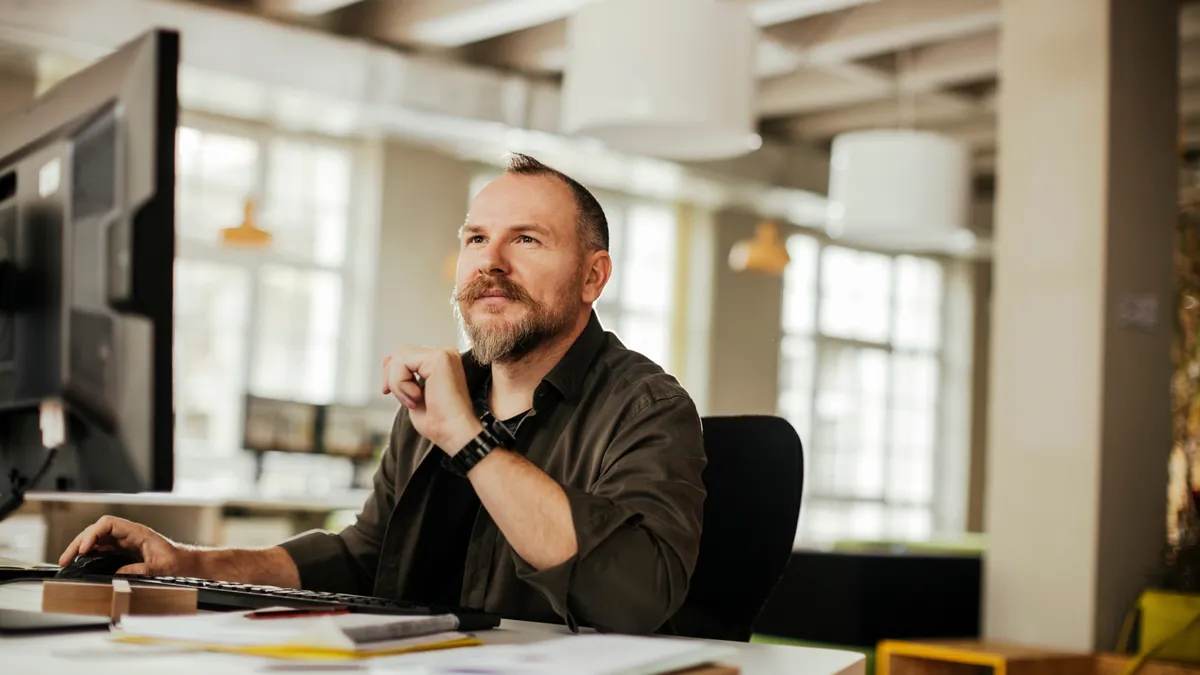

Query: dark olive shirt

[278,312,707,634]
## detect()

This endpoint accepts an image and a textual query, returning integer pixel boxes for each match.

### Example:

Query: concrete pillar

[984,0,1179,651]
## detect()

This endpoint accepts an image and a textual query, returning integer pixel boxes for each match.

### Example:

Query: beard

[452,274,579,366]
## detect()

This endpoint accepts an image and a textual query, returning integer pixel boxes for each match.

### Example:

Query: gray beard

[452,295,575,366]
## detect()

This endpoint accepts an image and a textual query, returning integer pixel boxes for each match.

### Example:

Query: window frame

[778,231,952,545]
[173,111,375,464]
[591,196,678,369]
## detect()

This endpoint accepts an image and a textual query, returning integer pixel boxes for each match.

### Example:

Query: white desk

[1,581,865,675]
[24,490,373,512]
[17,490,373,562]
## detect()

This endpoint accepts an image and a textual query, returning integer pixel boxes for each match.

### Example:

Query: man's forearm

[468,449,577,569]
[185,546,301,588]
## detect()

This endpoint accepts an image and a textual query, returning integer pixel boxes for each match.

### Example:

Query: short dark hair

[504,153,609,252]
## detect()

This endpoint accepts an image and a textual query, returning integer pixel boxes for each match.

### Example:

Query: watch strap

[442,411,517,476]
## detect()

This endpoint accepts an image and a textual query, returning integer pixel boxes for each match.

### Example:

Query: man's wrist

[180,547,210,579]
[441,417,484,457]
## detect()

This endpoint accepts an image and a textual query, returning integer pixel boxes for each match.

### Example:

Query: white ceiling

[0,0,1195,216]
[229,0,1200,172]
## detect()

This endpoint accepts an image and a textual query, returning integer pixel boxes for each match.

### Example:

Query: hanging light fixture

[560,0,760,161]
[220,198,273,249]
[729,220,791,276]
[824,46,975,253]
[826,129,974,251]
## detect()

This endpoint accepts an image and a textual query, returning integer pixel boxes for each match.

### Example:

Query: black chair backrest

[661,415,804,642]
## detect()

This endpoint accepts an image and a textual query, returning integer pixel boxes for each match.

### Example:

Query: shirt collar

[461,310,606,403]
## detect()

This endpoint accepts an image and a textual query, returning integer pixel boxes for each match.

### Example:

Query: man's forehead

[466,173,575,228]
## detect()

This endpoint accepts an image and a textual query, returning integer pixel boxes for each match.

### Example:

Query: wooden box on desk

[877,640,1200,675]
[42,579,197,618]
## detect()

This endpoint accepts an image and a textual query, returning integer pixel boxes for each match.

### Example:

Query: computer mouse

[55,551,141,579]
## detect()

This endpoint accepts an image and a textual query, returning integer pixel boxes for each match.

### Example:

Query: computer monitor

[0,29,178,519]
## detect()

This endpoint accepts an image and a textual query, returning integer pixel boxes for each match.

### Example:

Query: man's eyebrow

[459,223,551,237]
[511,224,551,236]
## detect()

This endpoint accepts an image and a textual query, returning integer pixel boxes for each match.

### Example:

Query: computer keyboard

[71,573,502,632]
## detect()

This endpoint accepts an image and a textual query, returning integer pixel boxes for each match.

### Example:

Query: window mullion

[613,205,629,334]
[242,130,271,407]
[801,242,827,540]
[331,144,365,402]
[880,254,903,528]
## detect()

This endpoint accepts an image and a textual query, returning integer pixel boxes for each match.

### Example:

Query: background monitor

[0,29,179,518]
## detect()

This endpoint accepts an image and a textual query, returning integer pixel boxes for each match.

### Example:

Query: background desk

[3,490,372,563]
[1,580,865,675]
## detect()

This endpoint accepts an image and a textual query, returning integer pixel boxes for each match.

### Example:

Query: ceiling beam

[476,0,1001,117]
[745,0,884,26]
[335,0,585,49]
[938,120,997,150]
[475,24,815,80]
[897,30,998,91]
[755,39,810,79]
[256,0,361,16]
[766,0,1000,65]
[347,0,879,51]
[329,0,1198,53]
[781,79,1200,146]
[467,0,880,71]
[778,94,990,139]
[759,31,996,117]
[464,18,566,73]
[758,66,892,116]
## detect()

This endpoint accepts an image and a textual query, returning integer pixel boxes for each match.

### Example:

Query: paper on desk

[370,634,737,675]
[111,609,481,661]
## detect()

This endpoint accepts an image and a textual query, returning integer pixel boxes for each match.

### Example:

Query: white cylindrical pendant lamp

[561,0,759,161]
[826,129,974,251]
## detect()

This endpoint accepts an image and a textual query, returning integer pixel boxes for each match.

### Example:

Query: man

[58,154,707,634]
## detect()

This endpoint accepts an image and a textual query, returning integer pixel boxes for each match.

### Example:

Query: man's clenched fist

[383,346,482,455]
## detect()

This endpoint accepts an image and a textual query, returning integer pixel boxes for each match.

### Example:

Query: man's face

[453,173,594,365]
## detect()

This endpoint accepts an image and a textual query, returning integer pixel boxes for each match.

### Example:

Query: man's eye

[519,236,537,244]
[467,235,486,244]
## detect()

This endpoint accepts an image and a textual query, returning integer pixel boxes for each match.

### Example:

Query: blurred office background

[1,0,1198,657]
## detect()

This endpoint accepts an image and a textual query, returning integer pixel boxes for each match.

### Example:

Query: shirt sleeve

[277,411,403,595]
[511,392,707,634]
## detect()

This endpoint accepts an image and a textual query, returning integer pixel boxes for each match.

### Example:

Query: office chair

[661,415,804,642]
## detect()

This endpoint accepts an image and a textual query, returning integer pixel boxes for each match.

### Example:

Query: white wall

[705,209,786,416]
[371,142,476,366]
[0,69,35,118]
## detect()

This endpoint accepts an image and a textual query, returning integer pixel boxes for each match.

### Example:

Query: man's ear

[581,250,612,304]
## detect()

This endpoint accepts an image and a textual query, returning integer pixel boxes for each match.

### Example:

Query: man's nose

[477,239,509,275]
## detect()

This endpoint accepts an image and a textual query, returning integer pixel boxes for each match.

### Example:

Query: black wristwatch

[442,411,517,477]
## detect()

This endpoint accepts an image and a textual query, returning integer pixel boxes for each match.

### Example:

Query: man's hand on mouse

[58,515,198,576]
[383,346,482,456]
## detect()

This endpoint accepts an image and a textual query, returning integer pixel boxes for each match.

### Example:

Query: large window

[173,117,371,491]
[593,201,677,368]
[778,234,946,544]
